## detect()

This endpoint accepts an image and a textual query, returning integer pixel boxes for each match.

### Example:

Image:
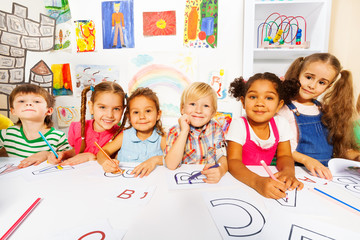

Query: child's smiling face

[242,79,283,126]
[181,94,215,128]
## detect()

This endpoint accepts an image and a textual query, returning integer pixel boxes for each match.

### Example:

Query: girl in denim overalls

[278,53,360,180]
[227,72,304,199]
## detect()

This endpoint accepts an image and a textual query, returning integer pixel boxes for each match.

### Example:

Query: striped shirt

[0,125,71,158]
[165,119,227,165]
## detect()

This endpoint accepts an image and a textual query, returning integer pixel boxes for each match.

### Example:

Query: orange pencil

[94,142,123,174]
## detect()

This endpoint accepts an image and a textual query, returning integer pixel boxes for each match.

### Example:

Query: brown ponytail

[322,70,356,156]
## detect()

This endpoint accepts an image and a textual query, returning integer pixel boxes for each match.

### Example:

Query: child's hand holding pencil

[94,142,123,174]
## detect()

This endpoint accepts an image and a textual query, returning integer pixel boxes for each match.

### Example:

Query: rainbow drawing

[128,64,191,94]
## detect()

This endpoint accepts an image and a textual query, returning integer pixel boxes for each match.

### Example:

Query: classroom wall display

[209,69,227,100]
[74,20,96,52]
[51,63,73,96]
[29,60,53,94]
[213,111,232,135]
[0,2,55,117]
[56,105,80,127]
[128,52,196,129]
[44,0,72,51]
[74,64,120,97]
[183,0,218,48]
[142,11,176,36]
[101,0,135,49]
[44,0,71,24]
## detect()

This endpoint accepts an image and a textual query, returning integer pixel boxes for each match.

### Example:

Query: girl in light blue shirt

[97,87,166,177]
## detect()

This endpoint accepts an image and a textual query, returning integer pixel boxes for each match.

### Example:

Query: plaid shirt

[165,119,226,165]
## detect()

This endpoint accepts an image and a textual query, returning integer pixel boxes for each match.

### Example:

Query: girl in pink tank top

[227,72,304,199]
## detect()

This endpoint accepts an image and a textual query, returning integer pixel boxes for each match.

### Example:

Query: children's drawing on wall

[213,112,232,135]
[51,63,72,96]
[74,64,120,97]
[56,106,80,127]
[29,60,53,95]
[209,69,227,100]
[0,3,55,118]
[44,0,72,51]
[53,22,72,51]
[102,1,135,49]
[75,20,96,52]
[128,52,196,128]
[184,0,218,48]
[143,11,176,36]
[44,0,71,24]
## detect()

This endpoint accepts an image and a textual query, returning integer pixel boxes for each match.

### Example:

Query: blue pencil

[39,131,59,158]
[313,187,360,213]
[188,163,220,182]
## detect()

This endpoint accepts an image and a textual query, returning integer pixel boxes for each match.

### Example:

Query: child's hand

[178,114,190,133]
[18,151,50,168]
[101,158,120,173]
[202,163,225,184]
[303,158,332,180]
[255,177,287,199]
[275,170,304,191]
[131,156,160,178]
[60,153,96,166]
[47,151,64,165]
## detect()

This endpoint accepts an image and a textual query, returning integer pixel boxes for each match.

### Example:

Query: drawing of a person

[112,2,126,48]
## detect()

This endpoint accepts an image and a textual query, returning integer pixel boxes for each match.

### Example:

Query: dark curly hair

[228,72,300,105]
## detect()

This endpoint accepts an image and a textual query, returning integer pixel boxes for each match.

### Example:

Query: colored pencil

[312,187,360,213]
[260,160,279,182]
[0,198,42,240]
[188,163,221,182]
[39,131,59,158]
[94,142,123,173]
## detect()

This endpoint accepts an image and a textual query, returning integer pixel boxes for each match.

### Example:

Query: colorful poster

[143,11,176,36]
[51,63,73,96]
[75,20,96,52]
[184,0,218,48]
[128,52,197,129]
[101,1,135,49]
[74,64,120,96]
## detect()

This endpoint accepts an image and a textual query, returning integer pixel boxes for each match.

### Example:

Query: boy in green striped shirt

[0,84,70,167]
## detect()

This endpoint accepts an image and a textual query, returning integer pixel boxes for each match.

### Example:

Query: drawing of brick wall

[0,2,55,116]
[29,60,53,94]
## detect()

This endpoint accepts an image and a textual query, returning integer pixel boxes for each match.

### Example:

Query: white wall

[1,0,244,132]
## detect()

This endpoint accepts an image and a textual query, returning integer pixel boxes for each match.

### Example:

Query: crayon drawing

[51,63,73,96]
[74,64,120,96]
[102,1,134,49]
[44,0,71,24]
[56,106,80,127]
[53,22,72,51]
[143,11,176,36]
[209,69,227,99]
[213,112,232,135]
[184,0,218,48]
[32,165,74,175]
[0,164,20,176]
[75,20,96,52]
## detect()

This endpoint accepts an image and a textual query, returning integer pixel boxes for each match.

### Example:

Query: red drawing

[143,11,176,36]
[78,231,106,240]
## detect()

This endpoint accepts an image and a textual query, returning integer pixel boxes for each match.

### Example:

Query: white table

[1,158,360,239]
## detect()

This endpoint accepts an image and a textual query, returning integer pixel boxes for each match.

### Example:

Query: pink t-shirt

[68,119,120,154]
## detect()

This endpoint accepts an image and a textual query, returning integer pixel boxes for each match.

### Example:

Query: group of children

[1,53,360,199]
